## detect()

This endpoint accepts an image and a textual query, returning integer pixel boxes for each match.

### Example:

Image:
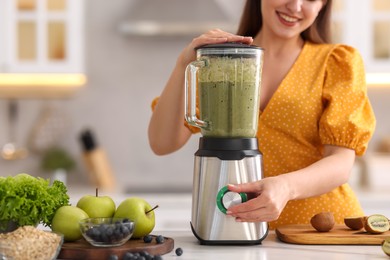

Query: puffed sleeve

[151,97,200,134]
[319,45,376,155]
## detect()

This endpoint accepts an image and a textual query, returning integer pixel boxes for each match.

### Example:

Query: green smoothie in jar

[198,55,261,138]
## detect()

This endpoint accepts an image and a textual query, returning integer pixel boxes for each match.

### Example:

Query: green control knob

[216,186,248,214]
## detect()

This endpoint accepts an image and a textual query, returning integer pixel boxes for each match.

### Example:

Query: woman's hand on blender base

[177,29,253,68]
[226,177,291,222]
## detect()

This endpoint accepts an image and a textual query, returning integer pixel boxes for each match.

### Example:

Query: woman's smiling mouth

[278,12,299,24]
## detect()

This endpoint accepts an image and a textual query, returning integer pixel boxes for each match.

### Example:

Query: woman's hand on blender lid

[193,29,253,46]
[178,29,253,68]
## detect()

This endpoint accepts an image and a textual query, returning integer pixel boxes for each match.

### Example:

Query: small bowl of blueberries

[79,218,134,247]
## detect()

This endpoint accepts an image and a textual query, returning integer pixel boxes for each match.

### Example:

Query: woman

[148,0,376,229]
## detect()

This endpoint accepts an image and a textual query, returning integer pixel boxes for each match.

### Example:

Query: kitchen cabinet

[333,0,390,73]
[0,0,85,98]
[0,0,84,73]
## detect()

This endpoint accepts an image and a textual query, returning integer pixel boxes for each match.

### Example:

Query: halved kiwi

[364,214,390,234]
[344,216,365,230]
[382,238,390,257]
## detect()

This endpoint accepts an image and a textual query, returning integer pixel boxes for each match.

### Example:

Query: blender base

[190,222,268,245]
[190,138,269,245]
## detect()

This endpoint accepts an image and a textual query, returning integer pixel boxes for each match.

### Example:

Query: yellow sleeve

[319,45,376,155]
[150,97,201,134]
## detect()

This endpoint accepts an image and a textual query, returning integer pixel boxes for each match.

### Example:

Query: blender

[185,43,268,245]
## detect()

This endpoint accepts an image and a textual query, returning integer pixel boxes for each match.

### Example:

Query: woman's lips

[277,12,299,26]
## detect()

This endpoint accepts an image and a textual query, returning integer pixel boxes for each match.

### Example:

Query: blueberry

[86,228,94,237]
[121,225,130,235]
[99,223,109,232]
[143,235,153,243]
[106,226,114,236]
[153,255,163,260]
[175,247,183,256]
[155,235,164,244]
[92,227,101,237]
[107,254,118,260]
[138,251,151,260]
[123,252,134,260]
[114,228,121,236]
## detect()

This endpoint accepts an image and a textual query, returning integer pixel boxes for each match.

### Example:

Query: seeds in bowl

[0,226,62,260]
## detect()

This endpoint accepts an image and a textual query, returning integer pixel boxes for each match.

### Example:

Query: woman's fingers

[178,29,253,67]
[227,181,263,193]
[227,195,263,214]
[226,179,285,222]
[234,208,277,223]
[192,28,253,47]
[227,197,279,222]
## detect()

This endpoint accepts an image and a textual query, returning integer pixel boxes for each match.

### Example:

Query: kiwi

[382,238,390,257]
[310,212,335,232]
[363,214,390,234]
[344,216,365,230]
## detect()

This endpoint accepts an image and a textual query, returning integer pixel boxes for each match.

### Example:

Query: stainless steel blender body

[185,43,268,244]
[190,138,268,244]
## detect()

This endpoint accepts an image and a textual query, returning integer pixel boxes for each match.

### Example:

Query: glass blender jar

[185,42,262,138]
[185,43,268,245]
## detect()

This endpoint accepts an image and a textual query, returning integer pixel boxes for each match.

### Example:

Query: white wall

[0,0,389,193]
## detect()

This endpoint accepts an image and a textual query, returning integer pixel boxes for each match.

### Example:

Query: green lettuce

[0,173,70,229]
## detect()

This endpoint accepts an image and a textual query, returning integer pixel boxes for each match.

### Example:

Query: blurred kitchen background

[1,0,390,199]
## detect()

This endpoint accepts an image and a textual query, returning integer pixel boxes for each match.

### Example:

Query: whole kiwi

[310,212,335,232]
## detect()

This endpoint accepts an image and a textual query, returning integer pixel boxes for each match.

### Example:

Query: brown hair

[236,0,332,44]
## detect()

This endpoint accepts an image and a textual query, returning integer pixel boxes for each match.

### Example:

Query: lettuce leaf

[0,173,70,228]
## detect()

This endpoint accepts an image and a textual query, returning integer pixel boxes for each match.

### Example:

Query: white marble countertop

[154,230,386,260]
[58,188,390,259]
[66,186,390,232]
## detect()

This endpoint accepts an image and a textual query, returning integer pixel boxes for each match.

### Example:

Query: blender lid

[195,42,264,57]
[195,42,263,50]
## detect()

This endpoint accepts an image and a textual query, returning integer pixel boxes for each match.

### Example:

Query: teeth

[279,13,298,23]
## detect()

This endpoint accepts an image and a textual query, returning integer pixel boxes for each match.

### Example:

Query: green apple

[51,205,89,242]
[76,190,116,218]
[114,197,156,238]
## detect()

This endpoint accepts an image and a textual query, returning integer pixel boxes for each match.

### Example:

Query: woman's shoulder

[305,41,363,61]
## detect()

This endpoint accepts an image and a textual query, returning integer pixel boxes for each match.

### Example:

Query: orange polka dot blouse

[151,42,376,229]
[255,42,376,229]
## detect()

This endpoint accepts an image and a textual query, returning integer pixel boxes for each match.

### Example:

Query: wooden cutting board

[276,224,390,245]
[58,236,174,260]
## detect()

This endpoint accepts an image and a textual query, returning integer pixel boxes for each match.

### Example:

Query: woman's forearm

[226,145,356,222]
[281,145,356,201]
[148,62,192,155]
